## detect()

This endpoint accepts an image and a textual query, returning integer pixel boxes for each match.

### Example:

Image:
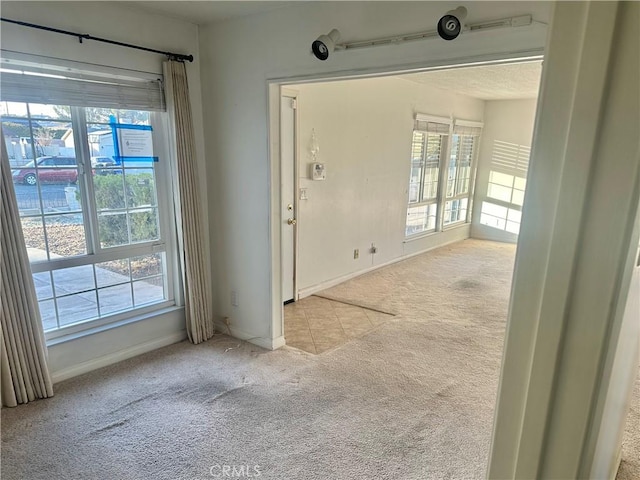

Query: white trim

[214,321,285,351]
[415,113,451,124]
[51,330,186,384]
[46,305,181,345]
[299,234,468,299]
[267,54,544,348]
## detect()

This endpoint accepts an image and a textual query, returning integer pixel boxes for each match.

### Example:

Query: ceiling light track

[336,15,533,52]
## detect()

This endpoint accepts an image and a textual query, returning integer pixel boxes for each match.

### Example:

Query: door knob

[287,218,297,225]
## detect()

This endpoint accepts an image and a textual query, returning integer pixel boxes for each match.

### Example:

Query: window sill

[404,230,438,243]
[403,222,470,243]
[46,305,184,347]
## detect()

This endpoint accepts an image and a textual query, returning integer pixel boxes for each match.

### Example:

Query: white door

[281,95,296,303]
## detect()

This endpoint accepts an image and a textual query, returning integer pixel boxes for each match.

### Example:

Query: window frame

[3,101,179,340]
[480,140,531,235]
[442,122,482,228]
[405,114,482,238]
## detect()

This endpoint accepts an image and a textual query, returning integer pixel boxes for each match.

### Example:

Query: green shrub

[93,173,158,246]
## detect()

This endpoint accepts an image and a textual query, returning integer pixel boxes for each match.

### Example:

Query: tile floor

[284,295,393,354]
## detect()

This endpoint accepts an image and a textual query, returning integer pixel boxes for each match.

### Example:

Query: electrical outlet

[354,249,359,259]
[231,290,239,307]
[370,243,378,254]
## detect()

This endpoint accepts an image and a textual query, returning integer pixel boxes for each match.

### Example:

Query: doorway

[276,60,541,353]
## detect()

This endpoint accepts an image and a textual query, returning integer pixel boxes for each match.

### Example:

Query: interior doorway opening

[276,59,542,354]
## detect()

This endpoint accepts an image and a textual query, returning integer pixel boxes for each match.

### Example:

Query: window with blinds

[406,116,450,237]
[0,56,176,338]
[480,140,531,235]
[406,115,482,236]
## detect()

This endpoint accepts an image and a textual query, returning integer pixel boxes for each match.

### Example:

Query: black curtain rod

[1,17,194,63]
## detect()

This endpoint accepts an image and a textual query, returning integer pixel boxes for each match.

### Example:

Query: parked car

[12,156,78,186]
[91,156,121,175]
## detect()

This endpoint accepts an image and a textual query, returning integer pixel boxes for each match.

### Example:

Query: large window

[480,140,530,235]
[406,115,481,237]
[1,63,176,336]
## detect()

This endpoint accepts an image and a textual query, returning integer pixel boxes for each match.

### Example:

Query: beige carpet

[1,239,637,479]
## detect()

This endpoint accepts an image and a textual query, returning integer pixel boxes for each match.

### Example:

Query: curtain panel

[1,134,54,407]
[163,60,214,344]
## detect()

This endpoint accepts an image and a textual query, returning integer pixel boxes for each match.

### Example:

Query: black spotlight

[437,6,468,41]
[311,29,341,61]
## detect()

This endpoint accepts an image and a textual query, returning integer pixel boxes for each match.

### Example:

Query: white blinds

[453,124,483,136]
[414,113,450,134]
[0,68,165,111]
[490,140,531,175]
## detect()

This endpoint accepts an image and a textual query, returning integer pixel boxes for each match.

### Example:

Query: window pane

[116,109,150,125]
[125,170,157,208]
[480,201,522,235]
[507,209,522,223]
[448,134,475,198]
[57,292,98,327]
[489,171,514,187]
[481,202,508,218]
[52,265,95,296]
[27,104,71,121]
[98,213,128,248]
[39,299,58,331]
[481,213,507,230]
[512,189,525,207]
[133,277,165,306]
[422,134,442,201]
[31,124,76,164]
[130,209,159,243]
[44,214,86,257]
[94,174,126,210]
[98,284,133,316]
[33,271,53,301]
[514,176,527,190]
[131,253,163,280]
[95,259,130,287]
[406,203,437,236]
[487,183,513,203]
[444,198,468,225]
[1,101,28,117]
[20,217,47,262]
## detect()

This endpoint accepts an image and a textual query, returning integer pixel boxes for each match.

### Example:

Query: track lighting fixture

[311,29,341,61]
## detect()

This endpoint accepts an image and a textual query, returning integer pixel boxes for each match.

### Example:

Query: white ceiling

[125,1,294,25]
[400,61,543,101]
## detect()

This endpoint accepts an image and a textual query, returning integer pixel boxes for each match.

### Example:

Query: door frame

[280,88,300,305]
[266,52,543,346]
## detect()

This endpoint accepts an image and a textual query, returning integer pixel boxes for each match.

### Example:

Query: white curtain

[1,134,54,407]
[163,60,214,344]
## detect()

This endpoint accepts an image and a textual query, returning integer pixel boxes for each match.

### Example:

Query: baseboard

[470,224,518,244]
[298,236,467,299]
[214,321,285,350]
[51,331,187,384]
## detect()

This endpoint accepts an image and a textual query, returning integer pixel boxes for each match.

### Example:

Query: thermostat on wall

[311,162,326,180]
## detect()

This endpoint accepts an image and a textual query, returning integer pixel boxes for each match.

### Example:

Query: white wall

[199,1,551,344]
[0,2,207,379]
[291,76,483,293]
[471,99,538,243]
